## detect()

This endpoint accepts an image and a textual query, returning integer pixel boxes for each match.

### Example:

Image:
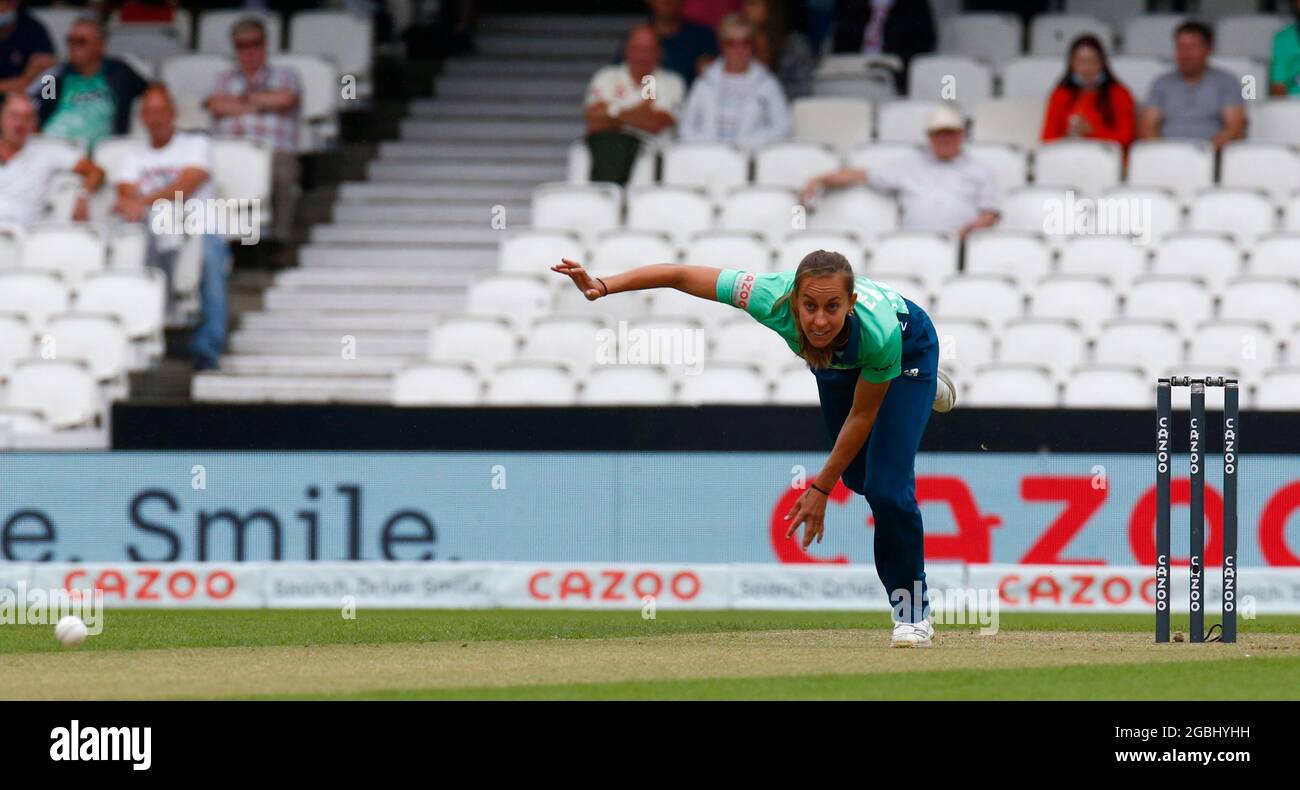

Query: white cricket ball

[55,615,88,648]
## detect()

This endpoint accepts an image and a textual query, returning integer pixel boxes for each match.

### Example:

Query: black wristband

[809,482,831,496]
[596,277,609,296]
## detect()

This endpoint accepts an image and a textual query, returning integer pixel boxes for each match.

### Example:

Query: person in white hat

[799,103,1000,239]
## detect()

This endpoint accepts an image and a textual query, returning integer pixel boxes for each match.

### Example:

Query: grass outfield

[1,610,1297,700]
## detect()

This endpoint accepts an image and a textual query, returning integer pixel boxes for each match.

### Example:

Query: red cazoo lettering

[527,569,701,602]
[62,568,237,601]
[735,272,755,309]
[998,571,1145,607]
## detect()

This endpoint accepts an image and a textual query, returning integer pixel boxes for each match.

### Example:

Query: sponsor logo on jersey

[734,271,755,309]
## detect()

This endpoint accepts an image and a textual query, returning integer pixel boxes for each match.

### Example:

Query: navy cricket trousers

[809,298,939,623]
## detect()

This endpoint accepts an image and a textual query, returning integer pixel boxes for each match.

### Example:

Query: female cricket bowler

[552,250,956,647]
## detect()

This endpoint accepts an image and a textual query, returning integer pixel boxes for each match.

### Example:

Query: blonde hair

[775,250,856,370]
[717,13,757,43]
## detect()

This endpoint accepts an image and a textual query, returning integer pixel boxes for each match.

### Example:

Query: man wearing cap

[798,104,1000,239]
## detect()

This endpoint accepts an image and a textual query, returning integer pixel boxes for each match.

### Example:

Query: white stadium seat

[876,100,944,143]
[0,314,33,377]
[1149,232,1243,292]
[160,54,231,130]
[1093,319,1184,380]
[498,230,584,276]
[107,224,147,271]
[1028,274,1116,336]
[1034,140,1123,197]
[1219,276,1300,336]
[675,362,768,405]
[965,142,1027,196]
[964,230,1053,289]
[73,270,166,343]
[907,55,993,112]
[1065,0,1143,29]
[1248,101,1300,145]
[44,313,131,384]
[392,363,481,406]
[931,316,995,374]
[588,230,676,276]
[1124,275,1213,335]
[580,366,676,405]
[1062,365,1152,408]
[780,231,864,272]
[1099,186,1183,241]
[1119,15,1185,57]
[719,186,799,244]
[197,9,282,55]
[806,187,897,239]
[998,56,1062,101]
[938,13,1023,68]
[484,361,577,405]
[1058,235,1149,290]
[1249,234,1300,278]
[1109,56,1168,101]
[1287,194,1300,232]
[868,231,958,295]
[627,186,713,246]
[1220,142,1300,202]
[1215,15,1288,60]
[1255,367,1300,409]
[755,142,840,190]
[711,318,796,378]
[269,53,340,152]
[1127,141,1215,201]
[646,290,734,330]
[429,316,517,376]
[532,183,622,243]
[90,135,146,187]
[289,10,373,84]
[971,100,1043,149]
[1188,320,1276,383]
[998,318,1086,380]
[1030,15,1115,57]
[0,223,22,268]
[791,97,872,152]
[772,363,820,405]
[966,363,1058,406]
[1001,186,1077,236]
[810,54,897,102]
[22,224,105,282]
[1187,189,1278,243]
[661,143,750,201]
[464,275,552,332]
[4,359,101,429]
[935,275,1023,330]
[0,407,49,439]
[211,136,272,206]
[685,231,772,272]
[519,316,609,376]
[0,271,70,331]
[847,143,922,174]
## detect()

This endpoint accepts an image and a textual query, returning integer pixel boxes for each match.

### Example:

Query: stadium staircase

[185,14,640,404]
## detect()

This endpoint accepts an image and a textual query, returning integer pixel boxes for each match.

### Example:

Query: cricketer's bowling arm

[550,258,724,302]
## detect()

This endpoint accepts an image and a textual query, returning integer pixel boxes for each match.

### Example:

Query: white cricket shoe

[891,618,935,648]
[933,368,956,413]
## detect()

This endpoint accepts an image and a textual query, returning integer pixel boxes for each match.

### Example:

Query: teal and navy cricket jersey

[715,268,908,383]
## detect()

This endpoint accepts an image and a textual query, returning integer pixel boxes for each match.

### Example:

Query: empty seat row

[965,363,1300,409]
[0,359,106,430]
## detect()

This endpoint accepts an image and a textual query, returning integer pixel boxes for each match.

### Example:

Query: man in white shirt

[584,24,686,183]
[0,91,102,225]
[114,85,230,372]
[799,104,1000,238]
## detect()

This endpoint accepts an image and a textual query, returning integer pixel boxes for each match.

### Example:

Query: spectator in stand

[114,85,230,372]
[1138,21,1245,150]
[741,0,816,100]
[831,0,936,94]
[0,1,53,95]
[0,91,102,224]
[798,104,1000,239]
[647,0,717,87]
[679,14,791,147]
[684,0,741,30]
[1041,35,1136,152]
[204,16,302,243]
[1270,0,1300,96]
[28,17,147,148]
[585,24,685,184]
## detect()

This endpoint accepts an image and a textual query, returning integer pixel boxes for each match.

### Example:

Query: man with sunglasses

[28,16,147,148]
[204,16,302,245]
